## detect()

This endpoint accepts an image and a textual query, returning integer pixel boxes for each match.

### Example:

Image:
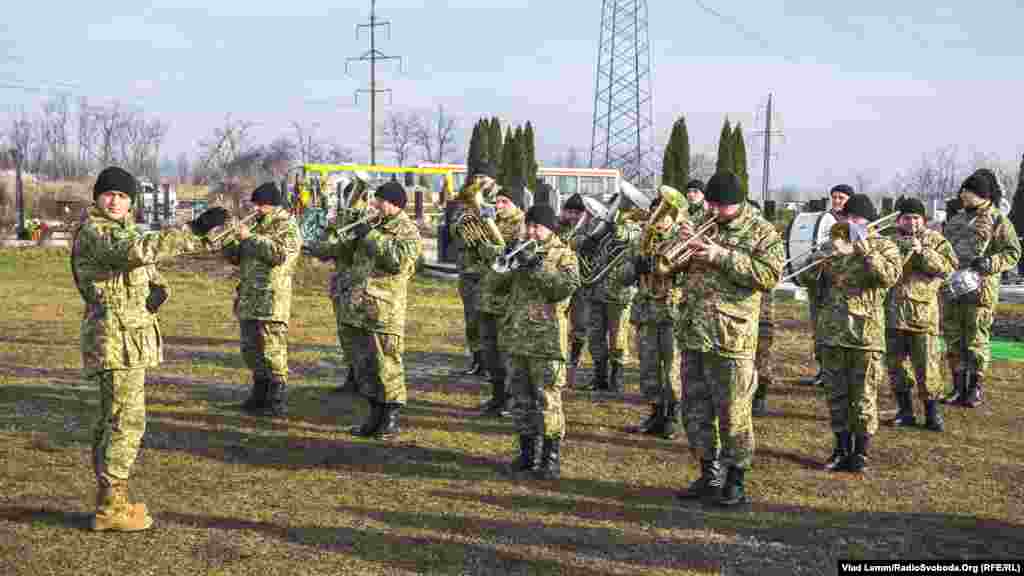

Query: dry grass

[0,248,1021,576]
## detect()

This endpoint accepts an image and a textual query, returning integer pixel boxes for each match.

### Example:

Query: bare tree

[39,94,72,179]
[8,110,34,169]
[890,145,962,204]
[322,142,353,164]
[261,137,295,180]
[176,151,191,184]
[853,170,876,197]
[77,96,96,176]
[414,104,457,163]
[198,115,257,213]
[93,101,127,167]
[291,121,325,164]
[380,111,421,166]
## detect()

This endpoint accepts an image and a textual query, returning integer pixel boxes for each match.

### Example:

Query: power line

[346,0,402,166]
[692,0,801,65]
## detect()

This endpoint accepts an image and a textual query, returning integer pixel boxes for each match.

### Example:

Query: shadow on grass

[0,506,93,530]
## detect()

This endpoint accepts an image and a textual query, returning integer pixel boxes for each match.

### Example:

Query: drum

[942,269,980,299]
[784,211,837,277]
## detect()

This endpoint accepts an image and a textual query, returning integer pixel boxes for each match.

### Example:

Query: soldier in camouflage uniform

[223,183,302,417]
[496,205,581,480]
[685,179,707,222]
[673,171,784,507]
[799,194,901,473]
[885,197,957,431]
[476,186,526,416]
[622,188,688,438]
[941,170,1020,407]
[73,166,228,531]
[343,182,422,439]
[743,200,777,417]
[556,192,589,388]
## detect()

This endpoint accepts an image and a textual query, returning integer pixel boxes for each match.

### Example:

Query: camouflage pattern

[674,203,785,358]
[557,221,589,354]
[449,202,490,275]
[941,201,1021,376]
[625,222,682,326]
[240,320,289,380]
[886,330,943,401]
[822,347,884,434]
[74,206,206,375]
[681,351,755,467]
[753,290,775,401]
[348,327,407,404]
[477,205,524,314]
[496,233,581,359]
[223,207,302,323]
[587,222,639,305]
[91,368,146,483]
[635,323,680,403]
[688,199,708,223]
[588,302,631,366]
[457,276,483,353]
[886,228,957,334]
[508,356,566,439]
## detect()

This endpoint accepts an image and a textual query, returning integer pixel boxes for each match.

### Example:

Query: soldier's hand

[237,223,251,241]
[899,236,922,254]
[515,244,541,269]
[691,239,727,265]
[349,221,372,241]
[832,238,854,256]
[970,256,993,275]
[191,207,230,236]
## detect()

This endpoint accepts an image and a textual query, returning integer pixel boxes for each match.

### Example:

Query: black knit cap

[375,181,407,209]
[497,186,524,210]
[830,184,854,198]
[526,204,558,231]
[705,171,744,205]
[842,193,878,222]
[896,196,927,219]
[961,170,995,200]
[251,182,283,206]
[686,179,705,192]
[93,166,137,201]
[562,192,585,212]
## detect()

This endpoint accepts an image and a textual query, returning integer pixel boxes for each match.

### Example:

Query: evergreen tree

[466,121,483,177]
[523,121,538,189]
[715,117,733,175]
[732,122,749,199]
[488,117,503,179]
[500,128,518,188]
[1010,153,1024,237]
[661,115,690,189]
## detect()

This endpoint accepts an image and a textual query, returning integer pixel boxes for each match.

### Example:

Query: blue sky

[2,0,1022,190]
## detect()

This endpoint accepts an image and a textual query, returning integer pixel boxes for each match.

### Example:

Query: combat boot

[374,403,403,439]
[261,377,287,417]
[240,375,269,413]
[847,433,870,473]
[964,373,983,408]
[717,466,749,507]
[535,437,561,480]
[350,398,384,437]
[924,400,944,432]
[657,402,680,440]
[92,479,153,532]
[480,377,511,417]
[824,432,851,472]
[582,358,607,391]
[505,434,541,477]
[676,458,722,502]
[460,351,485,376]
[752,396,768,417]
[331,365,357,394]
[889,390,915,427]
[606,361,624,395]
[942,371,966,405]
[626,403,662,434]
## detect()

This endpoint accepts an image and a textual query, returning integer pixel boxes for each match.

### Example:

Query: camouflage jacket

[801,234,902,350]
[886,228,956,334]
[623,222,683,325]
[688,200,708,224]
[478,206,524,315]
[496,233,581,359]
[73,206,205,375]
[223,207,302,323]
[586,221,639,305]
[337,210,422,335]
[674,204,784,358]
[942,201,1021,308]
[305,205,370,300]
[449,202,489,277]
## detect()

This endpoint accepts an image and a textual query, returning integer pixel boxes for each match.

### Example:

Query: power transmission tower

[589,0,655,185]
[752,93,784,205]
[346,0,402,165]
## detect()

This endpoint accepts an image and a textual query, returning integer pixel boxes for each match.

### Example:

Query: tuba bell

[454,175,505,247]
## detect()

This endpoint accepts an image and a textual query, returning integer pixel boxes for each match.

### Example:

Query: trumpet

[206,210,261,246]
[492,239,538,273]
[651,215,719,275]
[335,208,382,241]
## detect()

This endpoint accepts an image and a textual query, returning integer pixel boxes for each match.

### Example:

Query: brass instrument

[579,178,650,286]
[206,210,262,247]
[454,176,504,248]
[781,211,900,272]
[492,239,539,273]
[651,216,719,275]
[334,208,382,242]
[779,214,900,283]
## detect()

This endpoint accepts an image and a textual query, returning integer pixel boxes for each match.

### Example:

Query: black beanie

[251,182,283,206]
[896,196,927,219]
[961,170,995,200]
[686,179,705,192]
[498,186,524,210]
[526,204,557,231]
[562,193,585,212]
[376,181,407,209]
[830,184,854,198]
[705,171,744,205]
[94,166,137,201]
[842,193,878,222]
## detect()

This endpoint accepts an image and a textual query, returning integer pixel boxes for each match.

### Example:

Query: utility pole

[347,0,402,166]
[752,93,784,206]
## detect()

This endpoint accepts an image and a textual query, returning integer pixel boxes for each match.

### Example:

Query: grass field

[0,248,1021,576]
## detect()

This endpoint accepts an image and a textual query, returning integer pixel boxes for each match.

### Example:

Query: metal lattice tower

[590,0,654,185]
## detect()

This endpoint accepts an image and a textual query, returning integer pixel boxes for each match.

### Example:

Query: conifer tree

[488,117,503,179]
[732,122,749,199]
[523,121,538,189]
[715,117,733,175]
[1010,153,1024,237]
[661,115,690,189]
[466,121,483,177]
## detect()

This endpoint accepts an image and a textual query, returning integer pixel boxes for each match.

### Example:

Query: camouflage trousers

[458,274,482,354]
[942,298,994,377]
[479,312,507,389]
[91,368,147,483]
[754,321,775,401]
[635,321,680,404]
[822,346,882,435]
[809,301,823,363]
[681,351,754,468]
[886,329,943,401]
[344,325,407,405]
[587,300,631,366]
[508,356,566,439]
[332,295,354,366]
[240,320,289,381]
[567,290,588,352]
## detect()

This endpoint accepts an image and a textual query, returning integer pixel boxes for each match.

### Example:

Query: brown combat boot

[92,479,153,532]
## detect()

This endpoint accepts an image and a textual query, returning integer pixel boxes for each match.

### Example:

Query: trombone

[492,239,538,273]
[780,211,899,273]
[779,213,899,283]
[334,208,382,242]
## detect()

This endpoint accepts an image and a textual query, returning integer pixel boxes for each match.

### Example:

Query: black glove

[349,221,372,241]
[634,256,652,276]
[515,245,541,270]
[190,207,229,236]
[970,256,993,275]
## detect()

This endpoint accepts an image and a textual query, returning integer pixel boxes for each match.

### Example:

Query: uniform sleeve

[859,238,903,288]
[527,250,581,303]
[242,220,303,266]
[915,235,957,277]
[477,239,506,262]
[363,224,420,274]
[719,226,785,291]
[83,222,202,271]
[987,216,1022,274]
[222,239,241,266]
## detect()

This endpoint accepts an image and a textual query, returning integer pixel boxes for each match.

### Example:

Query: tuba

[454,175,504,247]
[579,179,650,286]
